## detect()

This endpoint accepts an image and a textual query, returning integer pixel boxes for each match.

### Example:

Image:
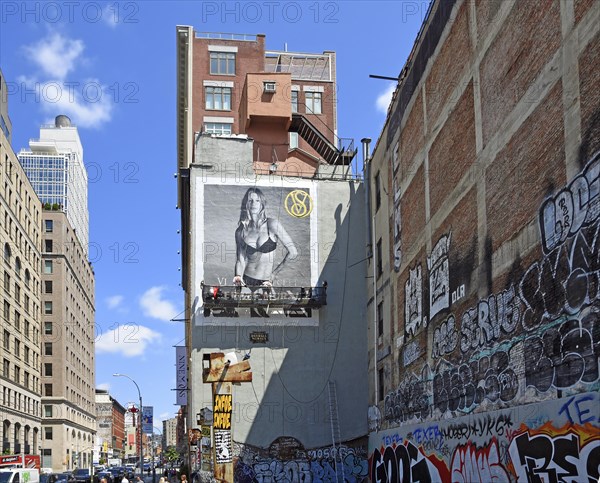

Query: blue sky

[0,1,427,424]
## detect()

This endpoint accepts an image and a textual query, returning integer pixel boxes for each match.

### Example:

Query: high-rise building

[176,29,368,481]
[37,210,95,471]
[0,67,44,459]
[162,417,177,449]
[18,116,89,254]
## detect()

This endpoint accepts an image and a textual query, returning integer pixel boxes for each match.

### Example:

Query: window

[4,243,11,263]
[24,294,29,314]
[14,366,19,384]
[24,269,30,288]
[210,52,235,75]
[14,312,20,331]
[376,238,383,278]
[205,87,231,110]
[4,271,10,293]
[24,346,29,364]
[44,405,52,417]
[44,240,52,253]
[3,330,9,350]
[44,260,53,274]
[44,427,52,440]
[377,301,384,337]
[291,90,298,113]
[378,368,384,401]
[263,81,276,93]
[14,284,20,305]
[375,172,381,211]
[24,372,29,389]
[204,123,232,135]
[14,257,21,276]
[289,132,299,149]
[44,384,52,396]
[14,339,20,358]
[44,280,53,294]
[44,363,52,377]
[44,342,52,356]
[3,301,9,321]
[44,220,53,232]
[305,91,322,114]
[44,322,52,335]
[44,301,52,315]
[3,359,9,378]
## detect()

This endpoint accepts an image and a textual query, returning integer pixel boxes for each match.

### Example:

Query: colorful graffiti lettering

[509,424,600,483]
[450,439,509,483]
[370,441,447,483]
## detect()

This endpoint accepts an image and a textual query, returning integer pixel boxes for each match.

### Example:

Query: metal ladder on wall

[328,380,345,483]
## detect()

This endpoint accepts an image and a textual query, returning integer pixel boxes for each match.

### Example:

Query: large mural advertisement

[194,179,320,324]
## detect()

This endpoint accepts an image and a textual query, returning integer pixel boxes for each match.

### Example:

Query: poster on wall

[195,181,320,325]
[214,430,232,464]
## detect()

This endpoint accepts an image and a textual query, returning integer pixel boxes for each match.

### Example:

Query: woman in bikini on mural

[233,187,298,289]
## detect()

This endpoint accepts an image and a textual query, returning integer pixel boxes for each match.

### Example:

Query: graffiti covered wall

[370,392,600,482]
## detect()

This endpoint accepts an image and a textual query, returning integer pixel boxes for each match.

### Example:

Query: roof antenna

[284,42,288,52]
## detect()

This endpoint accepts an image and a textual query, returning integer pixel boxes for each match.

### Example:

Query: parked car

[40,474,62,483]
[72,469,92,483]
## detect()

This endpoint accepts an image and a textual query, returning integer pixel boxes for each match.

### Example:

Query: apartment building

[95,389,127,462]
[0,67,43,458]
[367,1,600,482]
[38,210,95,471]
[176,29,368,481]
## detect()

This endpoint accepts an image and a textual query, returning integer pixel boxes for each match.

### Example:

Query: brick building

[367,0,599,481]
[176,29,367,481]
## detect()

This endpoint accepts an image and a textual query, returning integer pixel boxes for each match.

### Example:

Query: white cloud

[39,79,114,128]
[140,287,179,322]
[97,382,111,391]
[376,83,396,114]
[159,412,171,420]
[96,324,162,357]
[102,4,120,28]
[23,32,84,80]
[107,295,124,309]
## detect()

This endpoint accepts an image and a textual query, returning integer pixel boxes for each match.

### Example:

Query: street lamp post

[113,373,144,478]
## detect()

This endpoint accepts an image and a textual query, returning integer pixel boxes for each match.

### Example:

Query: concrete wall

[189,135,369,481]
[368,0,600,481]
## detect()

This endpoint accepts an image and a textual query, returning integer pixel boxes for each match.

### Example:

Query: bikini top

[240,225,277,254]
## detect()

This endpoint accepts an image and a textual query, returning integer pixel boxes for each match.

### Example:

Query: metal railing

[195,32,258,41]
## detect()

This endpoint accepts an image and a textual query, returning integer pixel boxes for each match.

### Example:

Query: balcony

[201,282,327,317]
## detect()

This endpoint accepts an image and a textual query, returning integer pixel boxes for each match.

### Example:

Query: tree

[164,447,179,464]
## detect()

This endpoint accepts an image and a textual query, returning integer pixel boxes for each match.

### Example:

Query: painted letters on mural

[539,152,600,253]
[369,441,446,483]
[509,426,600,483]
[235,440,368,483]
[428,234,451,320]
[459,285,521,353]
[432,315,458,359]
[450,439,509,483]
[371,396,600,483]
[405,265,425,337]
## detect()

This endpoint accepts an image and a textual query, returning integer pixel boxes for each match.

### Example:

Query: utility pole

[202,353,252,483]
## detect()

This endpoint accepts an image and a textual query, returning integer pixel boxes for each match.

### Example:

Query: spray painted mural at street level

[233,436,369,482]
[370,392,600,482]
[386,153,600,425]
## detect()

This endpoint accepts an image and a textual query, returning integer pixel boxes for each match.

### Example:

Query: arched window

[3,243,11,264]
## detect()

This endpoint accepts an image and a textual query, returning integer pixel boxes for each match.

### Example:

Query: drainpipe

[361,138,377,404]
